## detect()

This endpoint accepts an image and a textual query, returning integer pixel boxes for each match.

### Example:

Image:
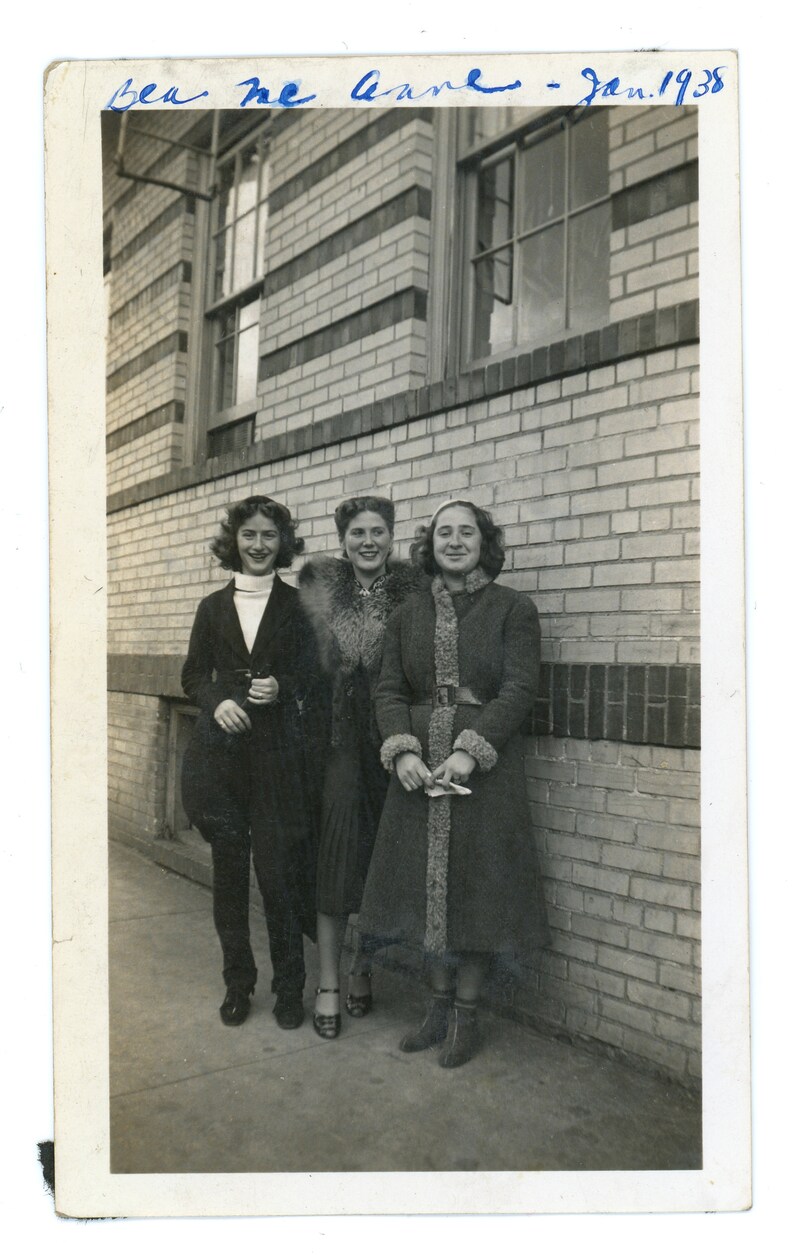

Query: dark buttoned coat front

[181,574,322,939]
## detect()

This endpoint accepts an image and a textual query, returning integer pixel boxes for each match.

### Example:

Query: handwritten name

[106,79,209,112]
[237,77,317,108]
[351,66,521,102]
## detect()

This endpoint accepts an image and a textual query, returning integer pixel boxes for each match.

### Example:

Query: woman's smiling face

[236,511,281,576]
[343,510,392,581]
[432,505,482,579]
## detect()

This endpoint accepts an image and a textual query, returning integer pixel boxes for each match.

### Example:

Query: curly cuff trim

[454,729,498,772]
[381,733,423,772]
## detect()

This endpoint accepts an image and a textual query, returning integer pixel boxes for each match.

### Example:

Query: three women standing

[298,496,425,1038]
[181,496,321,1031]
[357,500,548,1067]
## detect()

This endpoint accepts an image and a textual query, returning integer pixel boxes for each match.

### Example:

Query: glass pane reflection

[472,247,514,359]
[476,158,514,252]
[569,111,609,209]
[568,203,610,331]
[521,126,565,231]
[518,223,565,346]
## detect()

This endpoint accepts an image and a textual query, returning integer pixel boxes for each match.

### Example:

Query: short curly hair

[333,495,395,543]
[410,499,505,578]
[209,495,305,572]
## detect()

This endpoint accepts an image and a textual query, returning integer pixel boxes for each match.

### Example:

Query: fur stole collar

[299,556,424,677]
[424,566,492,956]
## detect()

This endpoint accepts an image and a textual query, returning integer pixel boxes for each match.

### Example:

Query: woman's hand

[395,751,433,792]
[248,676,279,706]
[214,699,252,734]
[432,750,477,788]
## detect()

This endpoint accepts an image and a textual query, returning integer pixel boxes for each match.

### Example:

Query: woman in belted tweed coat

[357,500,548,1067]
[181,496,323,1033]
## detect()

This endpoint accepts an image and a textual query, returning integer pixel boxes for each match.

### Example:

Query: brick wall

[107,692,168,843]
[104,103,702,1084]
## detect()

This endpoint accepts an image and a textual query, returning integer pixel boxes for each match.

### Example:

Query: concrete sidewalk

[109,839,701,1175]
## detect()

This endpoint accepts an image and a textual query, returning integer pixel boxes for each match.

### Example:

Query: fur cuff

[454,729,498,772]
[381,733,423,772]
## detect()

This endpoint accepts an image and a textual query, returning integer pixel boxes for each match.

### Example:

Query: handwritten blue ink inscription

[237,77,317,108]
[578,65,726,107]
[106,79,210,112]
[351,67,521,103]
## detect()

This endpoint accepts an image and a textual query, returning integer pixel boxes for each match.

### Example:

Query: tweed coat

[357,577,548,956]
[180,574,323,938]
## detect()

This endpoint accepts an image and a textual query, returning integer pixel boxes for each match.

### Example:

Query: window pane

[472,247,514,359]
[476,158,514,253]
[464,106,543,152]
[216,163,235,232]
[236,145,260,216]
[256,204,268,275]
[213,334,235,413]
[520,126,565,231]
[235,321,260,405]
[233,211,256,290]
[213,228,233,301]
[569,110,610,209]
[567,203,610,331]
[518,223,565,345]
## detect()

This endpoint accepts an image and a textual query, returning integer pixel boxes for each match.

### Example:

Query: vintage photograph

[101,96,705,1175]
[42,50,749,1216]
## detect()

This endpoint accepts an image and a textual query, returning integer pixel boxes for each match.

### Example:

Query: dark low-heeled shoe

[438,1002,479,1069]
[313,987,341,1039]
[345,980,373,1018]
[345,991,372,1017]
[273,990,304,1030]
[220,986,253,1026]
[399,991,453,1052]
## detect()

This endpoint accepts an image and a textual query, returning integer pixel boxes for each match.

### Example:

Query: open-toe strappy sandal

[313,987,341,1039]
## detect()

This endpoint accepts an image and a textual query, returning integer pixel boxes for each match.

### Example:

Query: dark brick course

[106,402,185,453]
[531,663,700,748]
[107,299,698,514]
[612,160,698,231]
[108,655,700,749]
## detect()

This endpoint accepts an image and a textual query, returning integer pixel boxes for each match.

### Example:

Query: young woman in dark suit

[181,495,322,1031]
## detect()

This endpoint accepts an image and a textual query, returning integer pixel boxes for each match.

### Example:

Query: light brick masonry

[103,102,702,1085]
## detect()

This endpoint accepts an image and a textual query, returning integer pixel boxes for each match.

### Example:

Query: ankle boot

[438,1001,479,1068]
[399,992,453,1053]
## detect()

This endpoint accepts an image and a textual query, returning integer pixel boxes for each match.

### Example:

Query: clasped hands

[395,748,476,793]
[214,677,279,733]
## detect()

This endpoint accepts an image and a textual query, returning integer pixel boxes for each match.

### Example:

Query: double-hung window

[204,127,270,455]
[459,108,611,366]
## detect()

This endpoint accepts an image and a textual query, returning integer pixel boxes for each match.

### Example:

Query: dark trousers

[182,728,311,997]
[210,824,306,995]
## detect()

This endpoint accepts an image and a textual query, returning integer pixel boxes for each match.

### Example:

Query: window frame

[456,107,612,371]
[202,121,272,442]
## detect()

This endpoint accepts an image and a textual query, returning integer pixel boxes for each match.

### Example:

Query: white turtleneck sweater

[233,571,275,653]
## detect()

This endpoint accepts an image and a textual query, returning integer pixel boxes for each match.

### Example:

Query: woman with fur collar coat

[357,500,548,1068]
[298,496,425,1038]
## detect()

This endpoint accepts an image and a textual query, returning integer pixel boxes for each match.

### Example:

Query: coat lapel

[249,574,292,672]
[218,581,250,662]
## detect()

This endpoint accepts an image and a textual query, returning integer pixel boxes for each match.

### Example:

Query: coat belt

[415,685,483,707]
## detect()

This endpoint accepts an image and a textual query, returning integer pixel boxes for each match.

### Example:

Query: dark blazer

[180,575,324,928]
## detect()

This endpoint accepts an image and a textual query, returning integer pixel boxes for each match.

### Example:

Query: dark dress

[357,578,549,958]
[298,558,425,916]
[181,574,322,994]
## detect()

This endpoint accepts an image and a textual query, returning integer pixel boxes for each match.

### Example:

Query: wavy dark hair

[210,495,305,572]
[334,495,395,544]
[410,499,505,578]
